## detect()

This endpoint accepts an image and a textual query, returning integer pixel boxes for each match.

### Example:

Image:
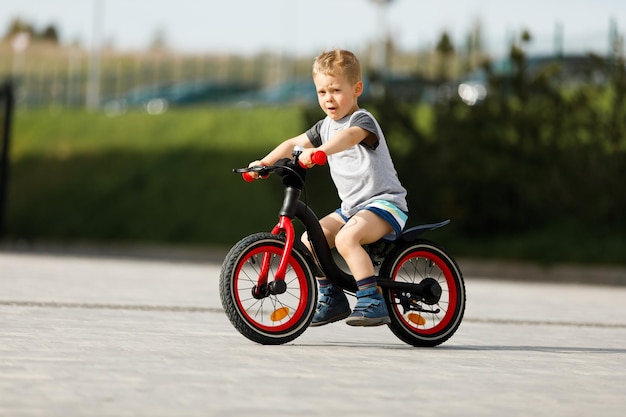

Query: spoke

[268,253,278,279]
[435,302,448,317]
[284,289,301,302]
[285,266,300,287]
[397,258,418,283]
[429,310,441,324]
[412,258,425,281]
[422,258,432,279]
[270,296,297,322]
[435,269,445,284]
[251,298,265,322]
[240,258,260,285]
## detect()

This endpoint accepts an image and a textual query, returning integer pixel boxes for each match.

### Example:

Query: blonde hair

[312,49,362,85]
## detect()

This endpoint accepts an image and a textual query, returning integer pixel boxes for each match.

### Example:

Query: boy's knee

[334,231,357,256]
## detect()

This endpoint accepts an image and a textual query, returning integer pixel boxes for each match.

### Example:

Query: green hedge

[381,52,626,264]
[5,56,626,265]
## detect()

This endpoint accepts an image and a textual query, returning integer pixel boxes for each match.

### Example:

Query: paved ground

[1,249,625,417]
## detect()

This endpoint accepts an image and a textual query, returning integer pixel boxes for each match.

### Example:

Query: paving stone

[1,251,625,417]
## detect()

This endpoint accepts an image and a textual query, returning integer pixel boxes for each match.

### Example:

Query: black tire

[219,233,317,345]
[379,240,466,347]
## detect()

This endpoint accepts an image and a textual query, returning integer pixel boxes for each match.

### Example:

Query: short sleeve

[350,112,379,149]
[305,120,324,147]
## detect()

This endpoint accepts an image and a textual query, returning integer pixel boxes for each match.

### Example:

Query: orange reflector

[407,313,426,325]
[270,307,290,322]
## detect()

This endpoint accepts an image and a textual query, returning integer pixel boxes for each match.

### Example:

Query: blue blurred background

[0,0,622,109]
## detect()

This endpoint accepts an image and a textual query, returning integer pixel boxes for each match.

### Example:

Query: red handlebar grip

[242,172,255,182]
[311,151,327,165]
[298,151,327,168]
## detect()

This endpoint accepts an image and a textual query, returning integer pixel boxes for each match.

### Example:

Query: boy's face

[313,73,363,121]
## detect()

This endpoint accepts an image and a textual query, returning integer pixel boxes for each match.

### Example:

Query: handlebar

[239,164,268,182]
[237,150,327,182]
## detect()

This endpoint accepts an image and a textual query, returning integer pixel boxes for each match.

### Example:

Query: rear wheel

[380,240,465,347]
[219,233,317,345]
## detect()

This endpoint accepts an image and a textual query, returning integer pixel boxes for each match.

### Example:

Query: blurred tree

[3,18,34,40]
[149,27,168,52]
[40,25,60,44]
[435,31,455,81]
[3,18,59,44]
[463,20,485,72]
[509,29,533,103]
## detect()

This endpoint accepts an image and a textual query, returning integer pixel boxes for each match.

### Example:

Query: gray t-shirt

[306,109,408,217]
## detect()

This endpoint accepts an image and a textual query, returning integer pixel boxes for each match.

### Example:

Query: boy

[248,49,408,327]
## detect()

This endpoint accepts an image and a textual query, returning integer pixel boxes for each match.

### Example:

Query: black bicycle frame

[294,198,449,299]
[243,157,449,302]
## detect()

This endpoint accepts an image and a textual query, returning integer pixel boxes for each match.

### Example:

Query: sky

[0,0,623,58]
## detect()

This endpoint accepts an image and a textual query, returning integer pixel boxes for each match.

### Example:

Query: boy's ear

[354,81,364,97]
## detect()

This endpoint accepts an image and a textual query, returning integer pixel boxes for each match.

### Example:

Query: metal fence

[0,42,476,109]
[0,44,296,109]
[0,20,621,110]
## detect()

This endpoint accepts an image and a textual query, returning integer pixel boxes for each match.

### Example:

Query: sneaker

[310,285,351,327]
[345,286,391,327]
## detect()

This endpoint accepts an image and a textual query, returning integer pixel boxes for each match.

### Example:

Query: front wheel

[379,240,466,347]
[219,233,317,345]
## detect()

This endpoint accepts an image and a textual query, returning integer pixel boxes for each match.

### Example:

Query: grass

[6,106,334,247]
[11,106,308,157]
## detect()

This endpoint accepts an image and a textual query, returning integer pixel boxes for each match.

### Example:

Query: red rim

[391,250,458,335]
[233,245,310,333]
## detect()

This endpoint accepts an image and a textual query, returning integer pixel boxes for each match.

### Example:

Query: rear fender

[399,219,450,242]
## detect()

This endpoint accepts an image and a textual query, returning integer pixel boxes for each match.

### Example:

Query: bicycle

[219,146,466,346]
